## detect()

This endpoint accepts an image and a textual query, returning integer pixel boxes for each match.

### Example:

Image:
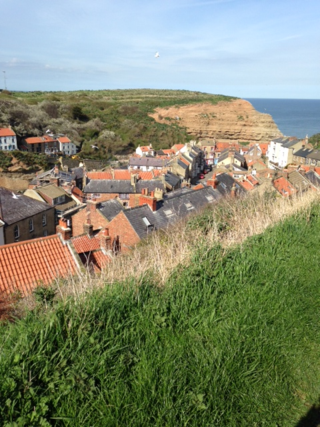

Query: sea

[244,98,320,139]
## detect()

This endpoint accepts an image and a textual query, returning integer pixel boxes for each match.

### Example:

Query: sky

[1,0,319,99]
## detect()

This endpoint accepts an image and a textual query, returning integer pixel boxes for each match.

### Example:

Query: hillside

[0,90,281,161]
[1,192,320,426]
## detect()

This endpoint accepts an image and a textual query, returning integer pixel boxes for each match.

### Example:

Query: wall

[4,208,55,244]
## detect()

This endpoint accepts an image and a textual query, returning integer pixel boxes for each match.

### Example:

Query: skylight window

[206,195,214,202]
[164,209,174,217]
[142,217,151,227]
[185,202,194,210]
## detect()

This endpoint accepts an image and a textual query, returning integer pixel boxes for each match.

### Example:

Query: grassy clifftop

[1,193,320,426]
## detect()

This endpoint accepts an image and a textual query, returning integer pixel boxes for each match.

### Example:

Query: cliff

[149,99,283,143]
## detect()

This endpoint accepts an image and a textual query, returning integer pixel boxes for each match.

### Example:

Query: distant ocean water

[244,98,320,139]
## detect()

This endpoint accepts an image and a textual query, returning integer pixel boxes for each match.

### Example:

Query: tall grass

[1,191,320,425]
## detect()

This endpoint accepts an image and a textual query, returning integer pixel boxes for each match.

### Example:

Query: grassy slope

[0,90,236,160]
[1,204,320,426]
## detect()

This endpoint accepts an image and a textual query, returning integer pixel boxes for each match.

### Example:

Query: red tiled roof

[193,183,205,190]
[273,177,296,197]
[57,136,71,143]
[25,135,55,144]
[179,157,190,166]
[0,128,15,137]
[114,170,131,180]
[71,234,101,254]
[87,171,113,180]
[247,175,259,185]
[0,235,79,296]
[162,149,174,155]
[172,144,184,152]
[259,143,269,155]
[90,251,110,270]
[239,180,254,191]
[139,146,152,152]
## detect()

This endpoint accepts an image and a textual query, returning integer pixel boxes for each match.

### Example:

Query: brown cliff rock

[149,99,283,143]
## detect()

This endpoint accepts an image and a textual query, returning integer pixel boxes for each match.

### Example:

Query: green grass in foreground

[1,205,320,426]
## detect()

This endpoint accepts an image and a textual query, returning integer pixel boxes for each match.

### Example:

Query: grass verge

[1,194,320,425]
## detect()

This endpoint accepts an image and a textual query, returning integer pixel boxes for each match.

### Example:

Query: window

[14,225,20,241]
[206,195,214,202]
[42,213,47,226]
[43,230,48,237]
[164,209,175,218]
[185,202,194,210]
[29,218,34,232]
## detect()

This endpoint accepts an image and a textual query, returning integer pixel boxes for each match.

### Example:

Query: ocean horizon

[244,98,320,139]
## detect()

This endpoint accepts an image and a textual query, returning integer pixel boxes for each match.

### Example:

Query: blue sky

[1,0,319,98]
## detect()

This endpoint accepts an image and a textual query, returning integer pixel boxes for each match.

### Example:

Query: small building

[0,127,17,151]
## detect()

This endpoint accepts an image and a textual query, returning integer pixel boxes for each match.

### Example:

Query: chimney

[54,164,59,177]
[139,193,157,211]
[56,218,71,241]
[86,200,98,212]
[83,211,94,236]
[131,173,137,190]
[230,183,237,198]
[100,228,112,251]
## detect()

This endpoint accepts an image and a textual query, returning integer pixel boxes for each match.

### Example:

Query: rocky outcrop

[149,99,283,143]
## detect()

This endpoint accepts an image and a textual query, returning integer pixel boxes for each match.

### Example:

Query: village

[0,126,319,297]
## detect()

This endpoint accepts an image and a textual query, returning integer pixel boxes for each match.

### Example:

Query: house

[135,144,155,157]
[306,150,320,167]
[154,186,221,228]
[29,165,84,191]
[217,149,247,170]
[0,234,80,296]
[24,135,58,154]
[209,173,247,197]
[245,144,262,162]
[267,137,304,167]
[26,184,77,223]
[292,148,313,165]
[101,204,159,253]
[57,136,78,156]
[83,177,165,204]
[0,127,17,151]
[71,199,124,237]
[305,170,320,188]
[273,177,296,197]
[287,171,312,192]
[129,157,169,171]
[0,187,55,245]
[168,157,190,181]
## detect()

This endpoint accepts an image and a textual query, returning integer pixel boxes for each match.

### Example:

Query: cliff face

[149,99,283,143]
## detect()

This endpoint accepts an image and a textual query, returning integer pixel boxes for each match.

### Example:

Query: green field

[1,203,320,426]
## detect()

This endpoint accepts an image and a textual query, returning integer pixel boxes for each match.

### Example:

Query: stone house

[0,187,55,245]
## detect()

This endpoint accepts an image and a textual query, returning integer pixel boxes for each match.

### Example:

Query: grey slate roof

[282,138,301,149]
[307,150,320,161]
[129,157,169,168]
[288,171,310,191]
[294,148,313,158]
[84,179,164,194]
[29,168,77,186]
[306,171,320,187]
[154,186,221,229]
[124,205,158,240]
[0,187,52,225]
[215,173,247,196]
[164,171,181,188]
[272,137,298,145]
[99,199,125,221]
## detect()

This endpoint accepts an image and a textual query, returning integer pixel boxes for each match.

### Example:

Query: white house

[0,127,17,151]
[268,137,304,168]
[57,136,77,156]
[135,144,154,157]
